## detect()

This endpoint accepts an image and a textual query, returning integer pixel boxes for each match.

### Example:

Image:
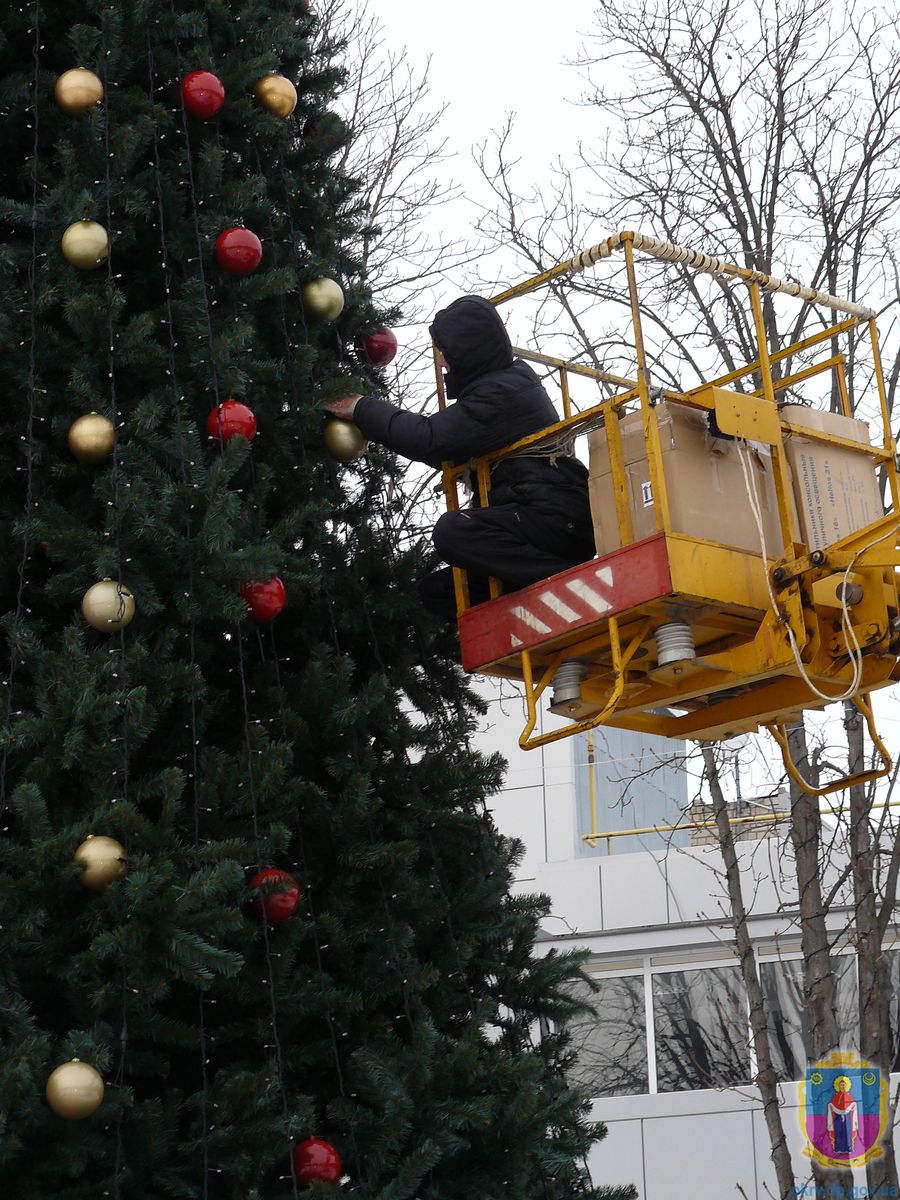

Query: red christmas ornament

[292,1137,342,1188]
[206,400,257,444]
[249,868,300,924]
[215,227,263,277]
[180,71,225,119]
[356,328,398,367]
[240,577,286,621]
[302,112,347,151]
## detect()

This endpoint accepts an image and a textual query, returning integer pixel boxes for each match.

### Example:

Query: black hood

[429,296,514,398]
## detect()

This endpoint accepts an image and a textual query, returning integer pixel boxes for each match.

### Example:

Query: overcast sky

[372,0,600,162]
[366,0,606,318]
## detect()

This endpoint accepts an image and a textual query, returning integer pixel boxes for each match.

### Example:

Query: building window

[761,954,859,1082]
[760,958,808,1082]
[569,954,861,1098]
[567,973,648,1096]
[876,948,900,1071]
[652,966,750,1091]
[573,727,689,855]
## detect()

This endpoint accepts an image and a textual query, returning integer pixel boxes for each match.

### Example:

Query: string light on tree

[240,577,286,621]
[74,835,127,891]
[67,412,116,462]
[301,277,344,321]
[180,70,225,119]
[61,220,109,269]
[206,399,257,444]
[45,1060,105,1120]
[81,580,135,632]
[356,328,397,367]
[292,1136,342,1188]
[253,74,297,118]
[215,227,263,276]
[0,1,607,1193]
[54,68,103,114]
[249,868,300,924]
[323,417,366,463]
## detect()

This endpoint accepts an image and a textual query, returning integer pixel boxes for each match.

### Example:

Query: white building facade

[477,685,900,1199]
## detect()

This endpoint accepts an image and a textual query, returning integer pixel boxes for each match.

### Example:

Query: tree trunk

[702,745,796,1198]
[786,722,855,1196]
[845,701,899,1192]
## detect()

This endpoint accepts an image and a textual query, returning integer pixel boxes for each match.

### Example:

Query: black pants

[419,506,595,621]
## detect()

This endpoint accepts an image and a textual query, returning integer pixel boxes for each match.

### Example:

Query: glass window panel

[835,953,858,1049]
[760,959,808,1082]
[653,966,750,1091]
[566,974,648,1097]
[760,954,858,1082]
[881,949,900,1072]
[573,728,690,856]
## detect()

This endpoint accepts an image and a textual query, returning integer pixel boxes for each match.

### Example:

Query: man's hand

[322,394,363,420]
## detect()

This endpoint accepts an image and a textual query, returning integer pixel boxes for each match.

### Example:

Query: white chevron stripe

[594,566,614,587]
[509,605,552,634]
[565,578,613,614]
[538,591,581,623]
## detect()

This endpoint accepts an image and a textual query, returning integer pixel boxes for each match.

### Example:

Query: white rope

[568,231,877,321]
[734,439,867,703]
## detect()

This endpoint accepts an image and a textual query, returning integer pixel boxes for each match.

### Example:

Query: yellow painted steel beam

[467,396,630,469]
[749,281,801,552]
[766,693,892,799]
[665,536,775,614]
[604,655,897,741]
[687,318,860,396]
[518,617,653,751]
[604,403,634,545]
[749,353,844,399]
[777,419,892,462]
[623,238,672,541]
[559,368,572,420]
[582,810,791,846]
[581,791,900,846]
[869,318,900,513]
[777,514,900,577]
[510,345,640,391]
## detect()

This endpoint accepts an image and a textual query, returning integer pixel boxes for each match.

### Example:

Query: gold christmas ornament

[46,1059,105,1120]
[67,412,116,463]
[54,68,104,114]
[61,220,109,270]
[324,418,367,463]
[301,277,344,322]
[74,835,127,891]
[254,74,298,118]
[81,579,135,632]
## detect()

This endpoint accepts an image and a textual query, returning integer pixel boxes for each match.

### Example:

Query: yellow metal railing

[435,230,898,618]
[435,229,900,779]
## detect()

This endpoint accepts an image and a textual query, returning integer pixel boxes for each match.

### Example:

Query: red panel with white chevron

[458,532,673,671]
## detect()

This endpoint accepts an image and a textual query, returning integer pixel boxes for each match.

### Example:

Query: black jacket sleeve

[353,387,504,470]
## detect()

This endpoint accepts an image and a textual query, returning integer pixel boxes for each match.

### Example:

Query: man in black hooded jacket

[323,295,596,619]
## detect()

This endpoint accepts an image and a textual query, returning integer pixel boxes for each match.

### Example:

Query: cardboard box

[587,400,783,556]
[781,405,883,551]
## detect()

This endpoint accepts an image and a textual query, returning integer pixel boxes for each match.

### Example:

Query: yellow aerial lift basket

[439,231,900,793]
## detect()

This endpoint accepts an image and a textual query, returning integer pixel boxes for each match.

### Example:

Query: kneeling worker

[323,295,595,619]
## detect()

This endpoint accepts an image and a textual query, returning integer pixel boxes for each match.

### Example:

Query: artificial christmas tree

[0,2,632,1198]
